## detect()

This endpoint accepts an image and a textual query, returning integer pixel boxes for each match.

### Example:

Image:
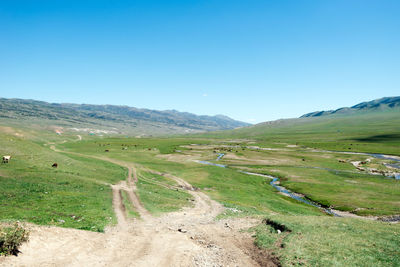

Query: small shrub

[0,222,30,256]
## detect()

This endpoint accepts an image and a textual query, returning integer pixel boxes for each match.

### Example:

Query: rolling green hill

[198,97,400,155]
[0,98,249,136]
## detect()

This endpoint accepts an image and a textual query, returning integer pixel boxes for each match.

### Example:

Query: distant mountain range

[301,97,400,118]
[0,98,249,135]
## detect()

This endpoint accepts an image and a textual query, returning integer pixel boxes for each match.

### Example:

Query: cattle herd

[2,156,59,169]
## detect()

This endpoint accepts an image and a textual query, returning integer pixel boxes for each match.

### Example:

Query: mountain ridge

[300,96,400,118]
[0,98,249,135]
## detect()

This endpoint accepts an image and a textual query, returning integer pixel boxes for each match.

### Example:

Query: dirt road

[1,156,277,267]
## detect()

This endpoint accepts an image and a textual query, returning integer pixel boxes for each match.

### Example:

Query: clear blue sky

[1,0,399,123]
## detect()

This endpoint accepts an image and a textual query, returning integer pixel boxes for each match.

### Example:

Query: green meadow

[200,110,400,155]
[59,135,400,266]
[1,109,399,266]
[0,128,125,232]
[136,170,193,215]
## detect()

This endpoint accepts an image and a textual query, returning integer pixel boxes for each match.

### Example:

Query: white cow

[2,155,11,163]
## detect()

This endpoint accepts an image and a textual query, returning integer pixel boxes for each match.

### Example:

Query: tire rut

[5,145,278,266]
[111,185,128,228]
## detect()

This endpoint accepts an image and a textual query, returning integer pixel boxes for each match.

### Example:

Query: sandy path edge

[1,146,277,266]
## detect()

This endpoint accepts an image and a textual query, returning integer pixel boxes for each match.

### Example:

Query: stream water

[216,153,225,161]
[195,149,400,215]
[197,153,226,168]
[196,153,339,216]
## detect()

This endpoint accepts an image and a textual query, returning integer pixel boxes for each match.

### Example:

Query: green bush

[0,222,29,256]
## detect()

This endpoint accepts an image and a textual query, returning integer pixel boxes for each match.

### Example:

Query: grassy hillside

[198,109,400,155]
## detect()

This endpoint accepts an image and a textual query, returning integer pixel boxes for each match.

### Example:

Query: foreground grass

[0,130,125,232]
[253,216,400,267]
[136,171,192,215]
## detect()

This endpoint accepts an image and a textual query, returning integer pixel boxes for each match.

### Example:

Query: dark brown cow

[52,163,58,168]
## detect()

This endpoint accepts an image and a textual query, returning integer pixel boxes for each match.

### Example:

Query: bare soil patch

[1,155,276,267]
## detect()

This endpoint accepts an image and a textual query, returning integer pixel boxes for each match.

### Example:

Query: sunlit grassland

[61,137,400,217]
[199,110,400,156]
[136,171,192,215]
[215,145,400,216]
[1,104,400,266]
[62,138,324,216]
[61,136,400,266]
[2,118,399,267]
[0,129,126,232]
[241,164,400,216]
[252,215,400,267]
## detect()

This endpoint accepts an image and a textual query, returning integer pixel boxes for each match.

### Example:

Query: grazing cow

[52,163,58,168]
[2,156,11,163]
[105,149,109,152]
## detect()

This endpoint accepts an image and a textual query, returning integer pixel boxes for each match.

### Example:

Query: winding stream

[196,153,339,216]
[197,153,226,168]
[239,171,338,215]
[194,148,400,217]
